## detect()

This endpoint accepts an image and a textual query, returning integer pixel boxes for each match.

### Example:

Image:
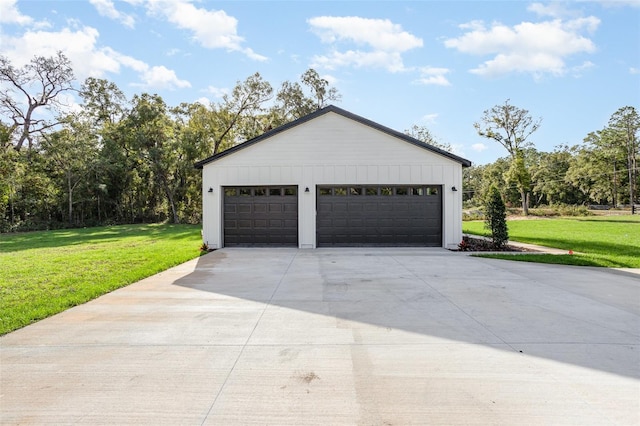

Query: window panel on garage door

[316,185,442,247]
[223,186,298,246]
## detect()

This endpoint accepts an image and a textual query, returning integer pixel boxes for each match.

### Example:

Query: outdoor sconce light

[208,187,213,193]
[451,186,458,192]
[305,187,310,193]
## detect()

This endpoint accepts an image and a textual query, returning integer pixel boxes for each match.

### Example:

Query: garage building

[195,105,471,249]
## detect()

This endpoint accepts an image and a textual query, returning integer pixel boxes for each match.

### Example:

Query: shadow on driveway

[173,248,640,380]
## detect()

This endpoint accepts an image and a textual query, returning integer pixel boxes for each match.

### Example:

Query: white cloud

[309,16,423,51]
[472,143,488,152]
[2,26,106,74]
[195,97,212,107]
[595,0,640,8]
[2,26,190,90]
[106,48,147,73]
[290,53,301,63]
[571,60,594,77]
[311,50,407,73]
[458,20,486,31]
[527,2,577,18]
[415,67,451,86]
[308,16,423,72]
[89,0,135,28]
[421,113,438,124]
[321,73,339,85]
[0,0,33,25]
[0,0,49,28]
[444,16,600,77]
[137,65,191,90]
[145,0,267,61]
[205,86,229,98]
[630,67,640,74]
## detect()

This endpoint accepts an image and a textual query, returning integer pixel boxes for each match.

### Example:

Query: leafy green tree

[485,185,509,249]
[272,68,341,126]
[568,108,639,209]
[474,100,541,215]
[479,157,520,207]
[300,68,340,110]
[78,78,129,223]
[2,147,58,230]
[122,94,180,223]
[80,77,127,126]
[565,145,618,205]
[503,150,531,208]
[404,125,456,152]
[171,103,219,223]
[274,80,315,124]
[41,114,99,225]
[217,72,273,147]
[462,164,485,205]
[0,144,17,229]
[97,121,137,223]
[530,146,584,205]
[608,106,639,210]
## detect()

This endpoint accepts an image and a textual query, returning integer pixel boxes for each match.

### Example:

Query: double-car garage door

[316,185,442,247]
[223,185,442,247]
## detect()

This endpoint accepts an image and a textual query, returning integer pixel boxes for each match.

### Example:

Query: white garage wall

[202,112,464,249]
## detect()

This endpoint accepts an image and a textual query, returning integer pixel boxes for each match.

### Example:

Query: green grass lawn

[463,215,640,268]
[0,224,203,335]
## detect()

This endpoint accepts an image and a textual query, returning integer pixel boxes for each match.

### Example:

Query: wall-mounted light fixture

[451,186,458,192]
[305,187,310,193]
[208,187,213,193]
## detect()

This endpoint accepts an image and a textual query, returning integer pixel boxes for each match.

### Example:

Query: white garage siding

[199,107,469,249]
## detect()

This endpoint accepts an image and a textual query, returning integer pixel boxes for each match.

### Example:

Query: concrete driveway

[1,248,639,425]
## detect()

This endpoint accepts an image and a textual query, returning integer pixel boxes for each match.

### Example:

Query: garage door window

[317,186,441,196]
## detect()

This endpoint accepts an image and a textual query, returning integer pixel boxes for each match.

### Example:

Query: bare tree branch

[0,51,75,150]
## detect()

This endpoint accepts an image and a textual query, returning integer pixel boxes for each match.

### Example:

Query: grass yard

[0,224,203,335]
[463,215,640,268]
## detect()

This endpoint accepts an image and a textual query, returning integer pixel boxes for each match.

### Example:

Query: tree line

[462,101,639,214]
[1,52,638,232]
[1,52,339,232]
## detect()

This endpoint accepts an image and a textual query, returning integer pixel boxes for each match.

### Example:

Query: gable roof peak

[194,105,472,169]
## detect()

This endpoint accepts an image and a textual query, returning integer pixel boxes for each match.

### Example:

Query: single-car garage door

[223,186,298,247]
[316,185,442,247]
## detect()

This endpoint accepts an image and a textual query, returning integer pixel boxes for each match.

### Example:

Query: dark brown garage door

[316,186,442,247]
[223,186,298,247]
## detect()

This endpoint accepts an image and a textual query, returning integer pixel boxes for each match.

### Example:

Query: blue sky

[1,0,638,165]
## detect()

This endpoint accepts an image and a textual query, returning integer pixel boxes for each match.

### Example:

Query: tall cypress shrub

[485,185,509,249]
